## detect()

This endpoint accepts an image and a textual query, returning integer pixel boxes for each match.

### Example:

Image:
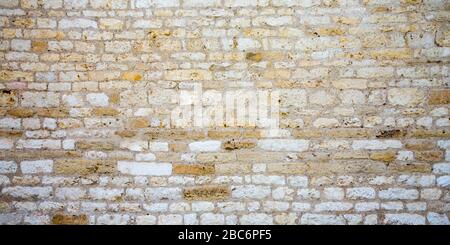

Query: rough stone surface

[0,0,448,226]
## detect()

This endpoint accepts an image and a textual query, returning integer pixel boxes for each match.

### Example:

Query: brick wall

[0,0,449,225]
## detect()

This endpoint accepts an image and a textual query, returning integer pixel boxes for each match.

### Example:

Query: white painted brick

[314,202,352,212]
[200,213,225,225]
[21,92,59,108]
[364,214,378,225]
[352,140,402,150]
[188,140,221,152]
[89,188,124,201]
[421,188,442,200]
[55,187,86,200]
[0,214,22,225]
[158,214,182,225]
[297,188,320,200]
[64,0,88,9]
[97,214,130,225]
[132,19,163,28]
[149,142,169,152]
[59,18,98,29]
[437,140,450,149]
[232,185,271,199]
[136,215,157,225]
[346,187,376,199]
[0,161,17,174]
[104,41,131,53]
[118,161,172,176]
[0,118,21,129]
[437,176,450,187]
[379,188,419,200]
[0,0,19,7]
[263,201,289,212]
[300,213,345,225]
[433,163,450,174]
[252,175,285,185]
[427,212,450,225]
[2,186,52,199]
[0,175,10,185]
[192,201,214,212]
[62,139,75,150]
[0,138,14,149]
[406,202,427,211]
[257,139,309,152]
[183,0,221,7]
[397,151,414,161]
[272,0,320,7]
[217,202,245,213]
[16,139,61,149]
[355,202,379,212]
[135,0,179,8]
[272,186,294,201]
[292,202,311,211]
[224,0,269,7]
[240,213,273,225]
[11,39,31,51]
[135,153,156,161]
[323,187,344,200]
[381,202,403,211]
[91,0,127,9]
[184,214,198,225]
[344,214,362,225]
[397,175,435,187]
[225,215,238,225]
[145,187,181,201]
[43,118,56,130]
[253,16,293,26]
[86,93,109,107]
[384,213,425,225]
[20,160,53,174]
[120,140,148,151]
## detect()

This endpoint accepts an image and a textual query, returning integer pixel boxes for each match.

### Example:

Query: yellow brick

[52,214,88,225]
[0,71,33,82]
[164,69,212,81]
[0,90,17,107]
[54,159,116,175]
[122,72,142,81]
[369,49,412,60]
[183,185,230,200]
[173,164,215,175]
[7,108,34,117]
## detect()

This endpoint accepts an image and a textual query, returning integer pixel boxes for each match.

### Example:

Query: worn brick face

[428,90,450,105]
[51,214,88,225]
[173,164,215,175]
[183,185,230,200]
[0,0,448,226]
[54,159,116,175]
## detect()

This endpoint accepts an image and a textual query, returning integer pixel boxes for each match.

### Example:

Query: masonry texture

[0,0,449,225]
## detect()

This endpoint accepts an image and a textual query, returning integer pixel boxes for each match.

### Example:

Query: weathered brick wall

[0,0,449,225]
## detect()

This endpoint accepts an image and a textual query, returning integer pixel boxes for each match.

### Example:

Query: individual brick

[54,159,116,175]
[51,213,88,225]
[20,160,53,174]
[59,18,97,29]
[173,164,215,175]
[257,139,309,152]
[188,141,221,152]
[183,185,230,200]
[387,88,424,107]
[117,161,172,176]
[428,90,450,105]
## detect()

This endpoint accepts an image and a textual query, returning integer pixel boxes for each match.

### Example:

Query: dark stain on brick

[376,129,406,138]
